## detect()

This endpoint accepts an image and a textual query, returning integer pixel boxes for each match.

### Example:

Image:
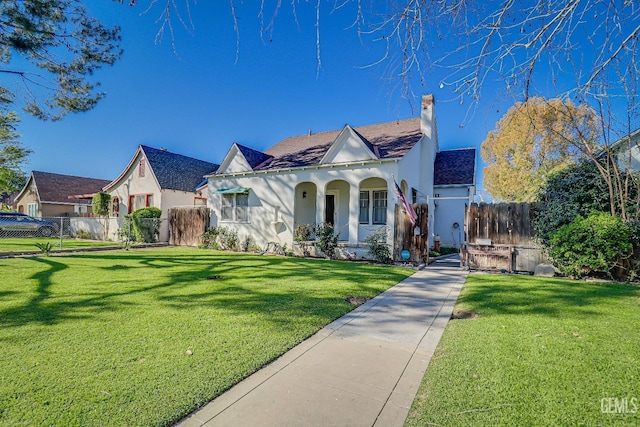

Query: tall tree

[481,97,598,202]
[1,1,123,121]
[0,92,30,194]
[0,1,122,193]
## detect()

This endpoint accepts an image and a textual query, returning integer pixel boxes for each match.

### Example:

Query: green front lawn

[0,237,116,253]
[0,248,412,426]
[406,274,640,426]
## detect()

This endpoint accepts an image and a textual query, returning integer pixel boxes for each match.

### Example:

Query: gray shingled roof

[141,146,219,192]
[235,144,273,169]
[434,148,476,186]
[255,118,422,170]
[31,171,111,203]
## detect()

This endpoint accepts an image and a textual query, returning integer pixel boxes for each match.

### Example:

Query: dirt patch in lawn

[451,307,478,320]
[345,296,372,306]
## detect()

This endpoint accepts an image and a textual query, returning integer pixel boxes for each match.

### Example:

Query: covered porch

[293,176,403,246]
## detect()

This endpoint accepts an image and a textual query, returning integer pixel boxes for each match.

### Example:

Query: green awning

[214,187,250,194]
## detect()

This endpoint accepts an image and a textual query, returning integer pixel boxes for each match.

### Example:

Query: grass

[0,237,117,253]
[0,248,412,426]
[406,273,640,426]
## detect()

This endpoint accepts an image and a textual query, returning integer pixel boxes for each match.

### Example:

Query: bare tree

[126,1,639,219]
[123,1,639,104]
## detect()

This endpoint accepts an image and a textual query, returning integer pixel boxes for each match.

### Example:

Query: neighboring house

[104,145,219,241]
[610,128,640,172]
[432,148,476,247]
[13,171,111,218]
[206,94,476,256]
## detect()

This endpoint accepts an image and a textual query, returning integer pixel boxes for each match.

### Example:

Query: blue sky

[16,1,519,197]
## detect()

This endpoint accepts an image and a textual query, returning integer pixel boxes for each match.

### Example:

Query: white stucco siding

[397,143,427,199]
[208,162,402,249]
[433,186,471,248]
[293,182,317,226]
[209,175,296,248]
[329,137,375,164]
[225,151,253,173]
[107,152,162,218]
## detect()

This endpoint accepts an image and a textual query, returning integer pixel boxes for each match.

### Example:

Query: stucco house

[206,95,476,257]
[13,171,111,218]
[611,128,640,172]
[432,148,476,247]
[104,145,219,241]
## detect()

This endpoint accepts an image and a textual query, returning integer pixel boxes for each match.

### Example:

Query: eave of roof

[207,157,402,179]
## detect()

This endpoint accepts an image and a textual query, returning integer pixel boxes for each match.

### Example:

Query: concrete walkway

[179,258,468,427]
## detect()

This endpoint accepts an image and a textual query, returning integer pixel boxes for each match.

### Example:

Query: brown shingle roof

[434,148,476,186]
[258,118,422,170]
[32,171,111,203]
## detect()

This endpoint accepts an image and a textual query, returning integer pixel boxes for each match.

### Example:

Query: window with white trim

[221,192,249,222]
[372,190,387,224]
[359,191,370,224]
[359,189,387,225]
[27,203,38,217]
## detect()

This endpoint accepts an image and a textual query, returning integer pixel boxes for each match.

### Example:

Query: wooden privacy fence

[462,202,546,272]
[393,203,428,263]
[169,206,210,246]
[467,202,539,245]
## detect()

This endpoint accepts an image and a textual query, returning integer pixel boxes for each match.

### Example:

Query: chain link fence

[0,214,169,244]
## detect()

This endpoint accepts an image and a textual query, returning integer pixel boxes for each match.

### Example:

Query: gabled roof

[16,171,111,204]
[239,118,422,172]
[141,146,219,192]
[434,148,476,186]
[235,144,273,169]
[319,125,379,165]
[216,143,273,175]
[105,145,219,193]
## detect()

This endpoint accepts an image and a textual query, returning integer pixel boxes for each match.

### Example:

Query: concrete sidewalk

[179,260,468,427]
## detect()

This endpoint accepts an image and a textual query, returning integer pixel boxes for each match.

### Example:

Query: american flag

[394,180,417,226]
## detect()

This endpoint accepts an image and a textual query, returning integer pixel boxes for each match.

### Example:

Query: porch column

[348,183,360,246]
[316,182,325,226]
[386,177,396,246]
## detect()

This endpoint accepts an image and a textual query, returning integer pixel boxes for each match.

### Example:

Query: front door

[325,194,336,226]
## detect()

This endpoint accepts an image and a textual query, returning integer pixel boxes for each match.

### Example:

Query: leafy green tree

[481,97,598,202]
[1,0,122,120]
[534,161,611,244]
[0,99,30,194]
[548,212,634,281]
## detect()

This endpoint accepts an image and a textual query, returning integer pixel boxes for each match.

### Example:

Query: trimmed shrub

[364,228,391,263]
[122,207,162,243]
[294,223,313,257]
[548,212,633,280]
[218,227,239,251]
[200,227,220,249]
[199,227,242,251]
[314,223,339,259]
[92,192,111,216]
